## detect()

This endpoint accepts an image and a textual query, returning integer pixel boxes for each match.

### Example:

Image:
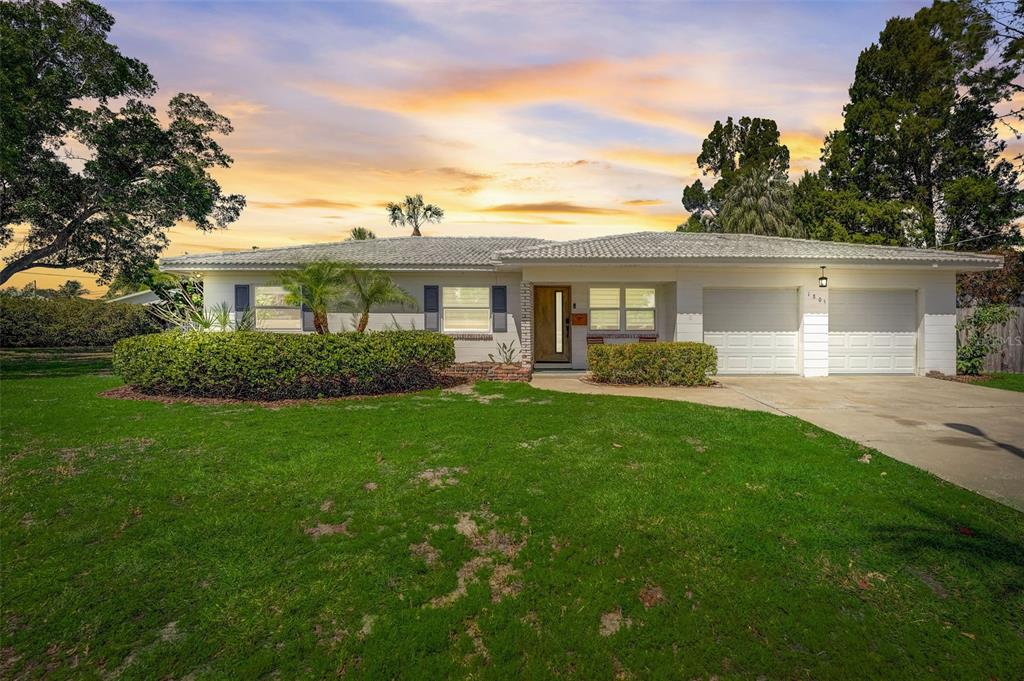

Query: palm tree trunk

[357,311,369,333]
[314,311,329,334]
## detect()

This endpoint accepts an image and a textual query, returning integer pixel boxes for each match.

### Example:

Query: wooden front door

[533,286,571,362]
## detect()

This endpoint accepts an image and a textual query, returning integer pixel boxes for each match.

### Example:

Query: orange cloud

[781,130,826,174]
[252,198,360,210]
[601,148,698,176]
[622,199,665,207]
[304,55,714,138]
[483,201,629,215]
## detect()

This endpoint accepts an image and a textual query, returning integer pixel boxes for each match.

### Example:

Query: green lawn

[2,356,1023,679]
[973,372,1024,392]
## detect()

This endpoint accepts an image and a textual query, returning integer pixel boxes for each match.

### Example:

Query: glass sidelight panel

[554,290,563,353]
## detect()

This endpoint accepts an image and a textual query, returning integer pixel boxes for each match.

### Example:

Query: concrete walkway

[530,373,1024,511]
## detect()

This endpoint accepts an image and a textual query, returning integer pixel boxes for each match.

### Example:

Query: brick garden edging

[442,362,533,383]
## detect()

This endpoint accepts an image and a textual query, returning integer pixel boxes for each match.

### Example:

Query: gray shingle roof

[161,236,551,271]
[161,231,1002,272]
[500,232,1003,266]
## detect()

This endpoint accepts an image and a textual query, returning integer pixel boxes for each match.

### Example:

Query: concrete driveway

[718,376,1024,511]
[531,373,1024,511]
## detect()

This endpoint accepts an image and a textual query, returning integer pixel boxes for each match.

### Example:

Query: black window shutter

[424,285,439,331]
[492,285,507,333]
[301,301,315,332]
[234,284,250,311]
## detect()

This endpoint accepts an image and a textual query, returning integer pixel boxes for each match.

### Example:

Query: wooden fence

[957,306,1024,373]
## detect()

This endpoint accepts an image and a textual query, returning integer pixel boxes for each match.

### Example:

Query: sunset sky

[7,0,943,293]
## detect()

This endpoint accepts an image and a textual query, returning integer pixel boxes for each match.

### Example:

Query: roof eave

[159,262,501,273]
[499,256,1003,271]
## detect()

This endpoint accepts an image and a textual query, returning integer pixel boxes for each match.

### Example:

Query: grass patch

[2,361,1023,678]
[973,372,1024,392]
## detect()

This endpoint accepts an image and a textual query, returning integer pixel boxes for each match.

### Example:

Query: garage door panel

[704,288,799,375]
[830,290,916,374]
[726,333,751,349]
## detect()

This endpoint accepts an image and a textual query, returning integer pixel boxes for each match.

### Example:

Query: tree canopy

[681,117,790,230]
[0,0,245,285]
[718,168,805,238]
[386,195,444,237]
[820,0,1023,249]
[347,227,376,241]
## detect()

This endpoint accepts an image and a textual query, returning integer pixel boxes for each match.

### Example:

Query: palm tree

[386,194,444,237]
[718,167,806,238]
[279,262,348,334]
[347,227,376,240]
[341,268,417,332]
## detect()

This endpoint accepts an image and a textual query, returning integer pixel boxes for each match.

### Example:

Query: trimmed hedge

[113,330,456,399]
[0,297,161,348]
[588,341,717,386]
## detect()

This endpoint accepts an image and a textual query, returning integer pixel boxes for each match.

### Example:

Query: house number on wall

[806,291,826,304]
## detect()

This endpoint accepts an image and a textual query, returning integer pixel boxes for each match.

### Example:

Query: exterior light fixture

[818,266,828,288]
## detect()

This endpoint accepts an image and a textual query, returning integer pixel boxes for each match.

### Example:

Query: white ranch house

[160,232,1002,377]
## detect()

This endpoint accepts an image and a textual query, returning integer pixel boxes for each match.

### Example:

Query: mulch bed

[100,378,468,409]
[925,371,994,385]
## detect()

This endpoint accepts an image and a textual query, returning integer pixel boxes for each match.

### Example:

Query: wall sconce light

[818,266,828,288]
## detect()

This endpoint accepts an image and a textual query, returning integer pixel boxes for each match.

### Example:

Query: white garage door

[703,288,799,374]
[829,289,917,374]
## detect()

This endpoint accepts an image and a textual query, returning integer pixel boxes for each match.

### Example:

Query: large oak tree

[0,0,244,285]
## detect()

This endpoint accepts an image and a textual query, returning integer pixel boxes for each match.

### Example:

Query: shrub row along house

[160,232,1001,377]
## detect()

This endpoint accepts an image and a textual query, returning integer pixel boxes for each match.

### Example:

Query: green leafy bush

[0,297,161,347]
[588,341,718,386]
[956,303,1014,375]
[113,330,456,399]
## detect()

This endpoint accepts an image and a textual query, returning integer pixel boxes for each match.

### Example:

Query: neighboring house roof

[498,232,1003,267]
[105,289,162,305]
[160,231,1003,272]
[160,237,551,272]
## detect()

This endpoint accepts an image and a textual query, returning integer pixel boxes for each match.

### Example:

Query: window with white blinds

[589,287,656,332]
[589,288,620,330]
[254,286,301,331]
[442,287,490,332]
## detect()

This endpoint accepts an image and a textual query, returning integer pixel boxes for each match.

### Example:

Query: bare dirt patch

[429,556,493,608]
[416,467,467,488]
[639,585,665,608]
[599,608,632,637]
[426,509,528,608]
[518,435,557,449]
[357,614,376,639]
[363,482,378,492]
[305,521,352,538]
[320,499,335,512]
[444,384,505,404]
[464,618,490,665]
[489,564,523,603]
[454,512,526,559]
[410,541,441,567]
[685,437,707,453]
[159,621,181,643]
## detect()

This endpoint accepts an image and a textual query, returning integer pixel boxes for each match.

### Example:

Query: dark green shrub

[588,341,717,386]
[0,297,161,347]
[113,330,456,399]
